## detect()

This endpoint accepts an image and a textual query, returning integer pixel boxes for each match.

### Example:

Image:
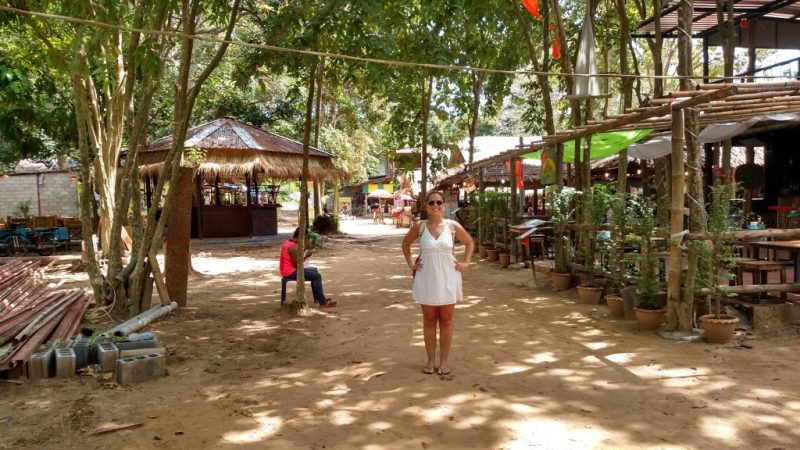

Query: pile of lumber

[0,261,90,371]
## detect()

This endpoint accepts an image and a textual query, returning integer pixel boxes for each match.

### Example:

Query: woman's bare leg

[437,304,455,374]
[421,305,438,372]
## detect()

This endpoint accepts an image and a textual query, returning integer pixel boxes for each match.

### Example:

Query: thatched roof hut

[139,117,344,182]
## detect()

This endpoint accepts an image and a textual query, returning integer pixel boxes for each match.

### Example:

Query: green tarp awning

[524,129,653,162]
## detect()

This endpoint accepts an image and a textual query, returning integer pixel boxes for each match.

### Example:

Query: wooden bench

[737,260,787,301]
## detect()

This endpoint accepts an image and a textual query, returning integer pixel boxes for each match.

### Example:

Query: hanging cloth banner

[540,147,557,186]
[571,5,601,98]
[504,160,525,189]
[522,0,540,19]
[525,129,653,162]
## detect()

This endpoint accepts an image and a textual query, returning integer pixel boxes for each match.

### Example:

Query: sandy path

[2,219,800,449]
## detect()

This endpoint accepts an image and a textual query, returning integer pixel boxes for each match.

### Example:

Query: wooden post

[214,175,221,205]
[478,167,485,245]
[666,109,685,328]
[509,157,518,262]
[245,173,253,237]
[145,175,153,209]
[194,173,204,239]
[533,188,539,215]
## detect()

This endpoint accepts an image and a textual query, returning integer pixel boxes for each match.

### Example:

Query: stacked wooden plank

[0,261,90,371]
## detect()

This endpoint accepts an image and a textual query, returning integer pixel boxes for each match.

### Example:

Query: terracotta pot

[634,307,666,331]
[550,272,572,291]
[605,294,624,318]
[486,248,499,261]
[576,284,603,305]
[699,314,740,344]
[478,245,488,257]
[498,253,511,268]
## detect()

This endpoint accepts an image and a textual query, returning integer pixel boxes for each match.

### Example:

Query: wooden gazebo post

[194,174,204,239]
[509,157,518,262]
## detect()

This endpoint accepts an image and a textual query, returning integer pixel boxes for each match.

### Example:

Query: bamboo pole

[666,109,685,329]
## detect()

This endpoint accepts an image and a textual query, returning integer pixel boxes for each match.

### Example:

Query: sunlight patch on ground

[581,341,611,351]
[367,421,394,432]
[493,364,531,376]
[785,401,800,410]
[604,352,634,364]
[749,387,783,399]
[324,384,351,396]
[234,321,279,334]
[700,416,739,442]
[523,352,558,364]
[222,413,282,443]
[330,409,356,425]
[499,418,608,449]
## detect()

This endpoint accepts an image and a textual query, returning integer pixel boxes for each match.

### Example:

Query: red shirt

[279,240,297,277]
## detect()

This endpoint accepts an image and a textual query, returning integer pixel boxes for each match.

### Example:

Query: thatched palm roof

[434,162,541,190]
[138,117,345,182]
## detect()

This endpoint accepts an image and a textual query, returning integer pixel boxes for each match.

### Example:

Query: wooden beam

[147,249,170,306]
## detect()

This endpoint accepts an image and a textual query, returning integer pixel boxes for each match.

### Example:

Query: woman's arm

[452,221,474,271]
[401,224,421,270]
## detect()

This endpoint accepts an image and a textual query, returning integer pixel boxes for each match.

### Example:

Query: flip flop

[438,368,451,376]
[422,366,435,375]
[320,300,337,308]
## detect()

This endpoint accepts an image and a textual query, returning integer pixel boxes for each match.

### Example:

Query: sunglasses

[427,200,444,206]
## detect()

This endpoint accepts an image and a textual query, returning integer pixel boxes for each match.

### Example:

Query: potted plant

[698,184,740,343]
[576,185,613,304]
[546,186,577,290]
[629,197,666,330]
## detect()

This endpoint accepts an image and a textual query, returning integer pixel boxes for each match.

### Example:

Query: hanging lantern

[521,0,540,19]
[739,18,749,28]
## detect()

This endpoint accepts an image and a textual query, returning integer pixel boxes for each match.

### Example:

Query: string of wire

[1,4,792,82]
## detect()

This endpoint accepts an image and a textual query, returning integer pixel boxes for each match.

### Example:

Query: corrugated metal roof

[637,0,800,49]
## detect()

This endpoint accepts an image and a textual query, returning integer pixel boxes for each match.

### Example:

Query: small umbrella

[394,193,413,201]
[367,189,393,199]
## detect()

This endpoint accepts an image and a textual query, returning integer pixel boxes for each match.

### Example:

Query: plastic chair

[280,276,312,305]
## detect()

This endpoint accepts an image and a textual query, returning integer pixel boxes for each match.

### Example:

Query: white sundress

[412,219,463,305]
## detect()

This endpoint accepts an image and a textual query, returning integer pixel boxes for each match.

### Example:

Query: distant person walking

[401,191,474,375]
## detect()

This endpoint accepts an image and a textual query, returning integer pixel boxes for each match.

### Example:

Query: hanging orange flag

[552,38,561,59]
[516,161,523,189]
[522,0,540,19]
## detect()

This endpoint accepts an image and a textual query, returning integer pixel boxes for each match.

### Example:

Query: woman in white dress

[402,191,474,375]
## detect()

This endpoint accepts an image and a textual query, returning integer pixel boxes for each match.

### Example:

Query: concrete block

[55,348,76,378]
[71,337,90,368]
[119,347,166,359]
[89,336,110,364]
[115,353,166,385]
[115,336,158,352]
[96,341,119,372]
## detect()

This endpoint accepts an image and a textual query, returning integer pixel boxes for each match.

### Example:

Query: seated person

[280,228,336,308]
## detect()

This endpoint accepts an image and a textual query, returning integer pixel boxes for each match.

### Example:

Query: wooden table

[750,240,800,282]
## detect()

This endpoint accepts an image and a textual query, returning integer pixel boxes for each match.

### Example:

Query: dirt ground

[2,216,800,450]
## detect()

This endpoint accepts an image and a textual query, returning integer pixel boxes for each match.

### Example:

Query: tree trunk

[294,59,319,307]
[468,72,485,165]
[419,75,434,217]
[165,167,194,306]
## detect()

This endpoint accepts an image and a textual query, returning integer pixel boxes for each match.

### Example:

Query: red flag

[522,0,540,19]
[516,161,523,189]
[552,39,561,59]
